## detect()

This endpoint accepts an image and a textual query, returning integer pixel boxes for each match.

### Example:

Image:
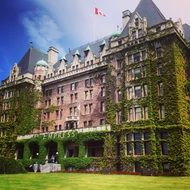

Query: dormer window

[135,18,139,27]
[132,30,137,40]
[84,46,90,57]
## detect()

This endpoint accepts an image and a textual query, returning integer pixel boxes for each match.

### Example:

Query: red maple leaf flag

[95,7,106,16]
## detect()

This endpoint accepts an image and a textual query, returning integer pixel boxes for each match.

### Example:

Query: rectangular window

[56,110,59,120]
[70,82,78,91]
[128,108,133,121]
[158,82,164,96]
[85,78,93,87]
[90,90,93,99]
[101,75,106,84]
[88,120,93,127]
[134,142,143,155]
[117,111,122,124]
[100,101,105,113]
[143,85,148,97]
[70,94,73,103]
[134,67,141,79]
[89,104,93,114]
[85,91,88,100]
[160,132,169,155]
[128,55,133,64]
[61,96,64,104]
[84,105,88,115]
[143,107,148,120]
[127,87,133,100]
[159,105,165,119]
[133,52,140,62]
[135,107,141,121]
[100,119,105,125]
[84,121,87,128]
[134,86,141,98]
[157,63,163,76]
[75,93,78,101]
[101,87,105,97]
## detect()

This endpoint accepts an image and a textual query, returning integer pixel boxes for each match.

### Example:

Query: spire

[135,0,166,27]
[119,0,166,38]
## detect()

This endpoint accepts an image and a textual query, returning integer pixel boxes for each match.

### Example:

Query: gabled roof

[53,36,110,71]
[18,48,48,75]
[183,24,190,42]
[120,0,166,38]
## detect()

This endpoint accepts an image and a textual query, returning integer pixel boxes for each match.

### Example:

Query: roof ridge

[66,35,110,55]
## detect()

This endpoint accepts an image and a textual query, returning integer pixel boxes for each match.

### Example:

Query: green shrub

[0,156,26,174]
[60,158,93,170]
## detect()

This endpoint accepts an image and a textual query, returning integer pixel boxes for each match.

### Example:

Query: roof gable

[17,48,48,75]
[120,0,166,38]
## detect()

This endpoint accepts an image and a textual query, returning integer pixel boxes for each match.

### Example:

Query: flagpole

[93,1,96,41]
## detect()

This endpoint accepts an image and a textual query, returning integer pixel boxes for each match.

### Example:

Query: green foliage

[0,156,26,174]
[0,84,40,158]
[60,158,93,170]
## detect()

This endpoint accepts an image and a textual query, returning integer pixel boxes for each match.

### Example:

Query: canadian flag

[95,7,106,16]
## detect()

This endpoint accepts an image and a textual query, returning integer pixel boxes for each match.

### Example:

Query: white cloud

[22,11,65,54]
[27,0,190,52]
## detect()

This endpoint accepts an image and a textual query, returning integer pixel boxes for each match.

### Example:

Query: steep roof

[18,48,48,75]
[53,36,110,71]
[183,24,190,42]
[120,0,166,38]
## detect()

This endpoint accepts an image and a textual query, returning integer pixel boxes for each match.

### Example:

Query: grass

[0,173,190,190]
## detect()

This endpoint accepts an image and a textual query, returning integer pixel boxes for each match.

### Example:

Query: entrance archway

[45,141,58,163]
[29,142,39,159]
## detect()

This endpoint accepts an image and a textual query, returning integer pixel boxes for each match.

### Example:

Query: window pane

[134,67,141,79]
[126,143,133,155]
[135,107,141,120]
[161,142,169,155]
[134,86,141,98]
[134,142,142,155]
[126,133,133,141]
[134,132,141,140]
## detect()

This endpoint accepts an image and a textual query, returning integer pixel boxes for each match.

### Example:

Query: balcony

[66,116,79,121]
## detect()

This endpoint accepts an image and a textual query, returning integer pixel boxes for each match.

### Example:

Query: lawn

[0,173,190,190]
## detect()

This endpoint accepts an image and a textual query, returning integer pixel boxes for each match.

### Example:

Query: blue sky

[0,0,189,82]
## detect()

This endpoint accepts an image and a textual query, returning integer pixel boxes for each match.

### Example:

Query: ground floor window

[126,132,151,156]
[86,140,104,157]
[65,142,79,157]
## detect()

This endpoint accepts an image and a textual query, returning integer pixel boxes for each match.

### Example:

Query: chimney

[122,10,131,28]
[48,46,59,65]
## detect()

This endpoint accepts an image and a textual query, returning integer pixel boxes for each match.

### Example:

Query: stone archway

[45,141,58,163]
[29,142,39,159]
[16,143,24,159]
